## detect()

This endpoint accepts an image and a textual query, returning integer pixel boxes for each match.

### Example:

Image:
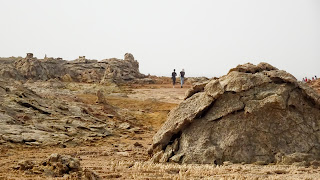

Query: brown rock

[83,168,101,180]
[18,160,35,170]
[61,74,73,82]
[44,153,81,177]
[96,90,107,104]
[16,153,102,179]
[124,53,135,61]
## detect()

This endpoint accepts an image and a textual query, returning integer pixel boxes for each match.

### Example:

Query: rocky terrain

[0,57,320,179]
[0,52,149,148]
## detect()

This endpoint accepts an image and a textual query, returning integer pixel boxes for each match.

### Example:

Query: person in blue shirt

[171,69,177,88]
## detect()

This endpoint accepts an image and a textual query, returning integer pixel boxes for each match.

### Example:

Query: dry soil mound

[149,62,320,165]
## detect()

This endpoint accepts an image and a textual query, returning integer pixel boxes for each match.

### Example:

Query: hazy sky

[0,0,319,79]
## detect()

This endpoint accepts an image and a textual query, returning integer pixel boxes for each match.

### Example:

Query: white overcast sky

[0,0,319,79]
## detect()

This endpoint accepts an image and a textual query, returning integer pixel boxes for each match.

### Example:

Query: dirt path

[1,84,320,179]
[128,88,187,104]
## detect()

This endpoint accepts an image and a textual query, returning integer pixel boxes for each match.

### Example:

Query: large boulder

[149,62,320,165]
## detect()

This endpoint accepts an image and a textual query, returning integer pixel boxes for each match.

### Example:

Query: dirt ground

[1,83,320,180]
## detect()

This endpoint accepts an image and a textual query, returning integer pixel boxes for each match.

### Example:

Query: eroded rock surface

[0,79,113,147]
[149,62,320,165]
[100,53,145,83]
[0,53,145,83]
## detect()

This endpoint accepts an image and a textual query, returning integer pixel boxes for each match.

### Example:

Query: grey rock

[124,53,135,61]
[119,122,131,129]
[150,92,214,154]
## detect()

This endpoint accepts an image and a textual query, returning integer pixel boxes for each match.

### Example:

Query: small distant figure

[312,77,315,81]
[171,69,177,88]
[302,78,305,82]
[180,69,185,88]
[315,75,318,80]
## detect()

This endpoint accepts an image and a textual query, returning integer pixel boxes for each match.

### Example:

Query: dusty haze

[0,0,319,79]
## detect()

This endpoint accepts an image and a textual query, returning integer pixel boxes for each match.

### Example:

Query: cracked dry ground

[1,83,320,179]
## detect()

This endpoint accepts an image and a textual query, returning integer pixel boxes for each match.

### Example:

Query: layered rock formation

[149,63,320,165]
[0,53,148,147]
[0,53,145,83]
[0,78,113,146]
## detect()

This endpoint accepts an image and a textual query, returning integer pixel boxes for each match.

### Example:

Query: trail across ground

[128,85,190,104]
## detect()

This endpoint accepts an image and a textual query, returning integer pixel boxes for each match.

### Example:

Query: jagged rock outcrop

[0,53,146,83]
[100,53,145,83]
[14,55,65,80]
[149,62,320,165]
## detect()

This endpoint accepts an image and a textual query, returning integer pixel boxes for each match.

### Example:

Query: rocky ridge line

[0,53,146,83]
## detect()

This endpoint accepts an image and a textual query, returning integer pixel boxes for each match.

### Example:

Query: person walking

[171,69,177,88]
[180,69,185,88]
